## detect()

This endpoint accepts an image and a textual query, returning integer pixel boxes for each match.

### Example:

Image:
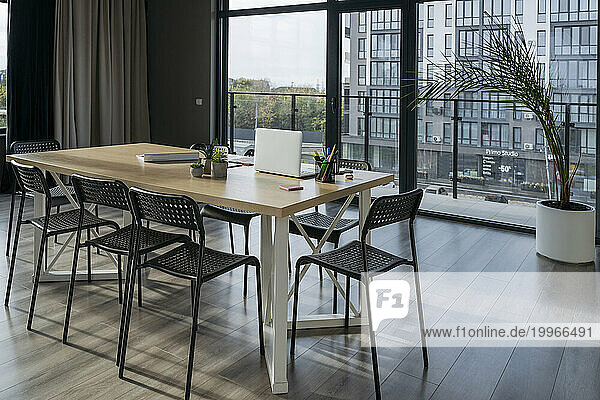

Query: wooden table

[6,143,394,393]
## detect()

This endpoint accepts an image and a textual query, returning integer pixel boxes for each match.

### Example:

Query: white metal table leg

[268,216,289,394]
[260,215,273,324]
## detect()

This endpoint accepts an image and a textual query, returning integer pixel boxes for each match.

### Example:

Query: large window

[483,0,511,24]
[371,89,399,114]
[513,127,522,149]
[371,9,400,31]
[553,26,598,56]
[550,0,598,22]
[371,34,400,58]
[370,117,398,139]
[445,4,453,26]
[551,59,597,89]
[458,30,478,57]
[456,0,481,26]
[222,0,599,234]
[481,122,509,148]
[458,121,479,145]
[227,11,326,154]
[370,61,399,86]
[537,30,546,56]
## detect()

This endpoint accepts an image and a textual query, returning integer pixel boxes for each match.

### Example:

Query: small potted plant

[211,147,228,179]
[198,139,219,175]
[190,162,204,178]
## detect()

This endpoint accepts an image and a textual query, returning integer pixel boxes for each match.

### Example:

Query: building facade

[342,1,597,204]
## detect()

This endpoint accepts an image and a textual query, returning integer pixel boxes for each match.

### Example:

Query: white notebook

[136,152,200,162]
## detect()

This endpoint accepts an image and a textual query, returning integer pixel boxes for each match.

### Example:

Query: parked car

[425,185,448,195]
[485,194,508,204]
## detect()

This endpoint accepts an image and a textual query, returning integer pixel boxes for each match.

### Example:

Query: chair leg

[137,267,143,307]
[413,269,428,368]
[410,225,429,368]
[5,196,25,306]
[87,229,92,283]
[319,266,323,282]
[117,255,123,304]
[255,265,265,355]
[190,281,195,314]
[365,278,382,400]
[344,276,351,329]
[5,187,16,257]
[185,280,202,400]
[118,264,138,377]
[290,262,302,356]
[228,222,235,253]
[54,205,60,244]
[63,226,83,343]
[95,205,100,254]
[333,242,339,314]
[117,250,136,366]
[243,224,249,298]
[27,226,49,331]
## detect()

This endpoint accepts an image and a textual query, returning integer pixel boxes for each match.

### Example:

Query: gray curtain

[54,0,150,148]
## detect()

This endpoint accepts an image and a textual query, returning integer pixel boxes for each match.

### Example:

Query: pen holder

[315,155,338,183]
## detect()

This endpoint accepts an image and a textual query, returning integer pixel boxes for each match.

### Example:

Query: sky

[228,11,327,89]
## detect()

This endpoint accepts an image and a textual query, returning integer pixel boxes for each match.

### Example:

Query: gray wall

[146,0,214,148]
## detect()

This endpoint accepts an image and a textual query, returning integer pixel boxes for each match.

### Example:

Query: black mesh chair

[191,143,260,298]
[289,159,371,314]
[62,175,191,345]
[290,189,429,400]
[5,161,119,332]
[6,139,77,257]
[118,187,264,400]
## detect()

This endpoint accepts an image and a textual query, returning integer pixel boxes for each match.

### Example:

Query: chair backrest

[361,189,423,241]
[129,187,204,239]
[10,160,51,198]
[340,159,371,171]
[11,139,61,154]
[71,174,130,211]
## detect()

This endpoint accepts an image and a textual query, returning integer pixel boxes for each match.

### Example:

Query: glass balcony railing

[227,91,597,229]
[227,91,326,158]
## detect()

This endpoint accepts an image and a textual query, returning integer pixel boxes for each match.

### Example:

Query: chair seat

[201,204,259,226]
[87,224,190,255]
[297,240,410,280]
[143,242,259,281]
[289,211,359,244]
[29,209,118,236]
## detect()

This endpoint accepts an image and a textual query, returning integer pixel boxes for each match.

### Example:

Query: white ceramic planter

[536,200,596,263]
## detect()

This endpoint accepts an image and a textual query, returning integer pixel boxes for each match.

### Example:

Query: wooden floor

[0,193,599,400]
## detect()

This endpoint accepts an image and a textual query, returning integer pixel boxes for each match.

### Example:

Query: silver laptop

[254,128,315,178]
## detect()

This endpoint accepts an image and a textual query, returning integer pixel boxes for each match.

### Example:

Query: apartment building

[342,1,597,204]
